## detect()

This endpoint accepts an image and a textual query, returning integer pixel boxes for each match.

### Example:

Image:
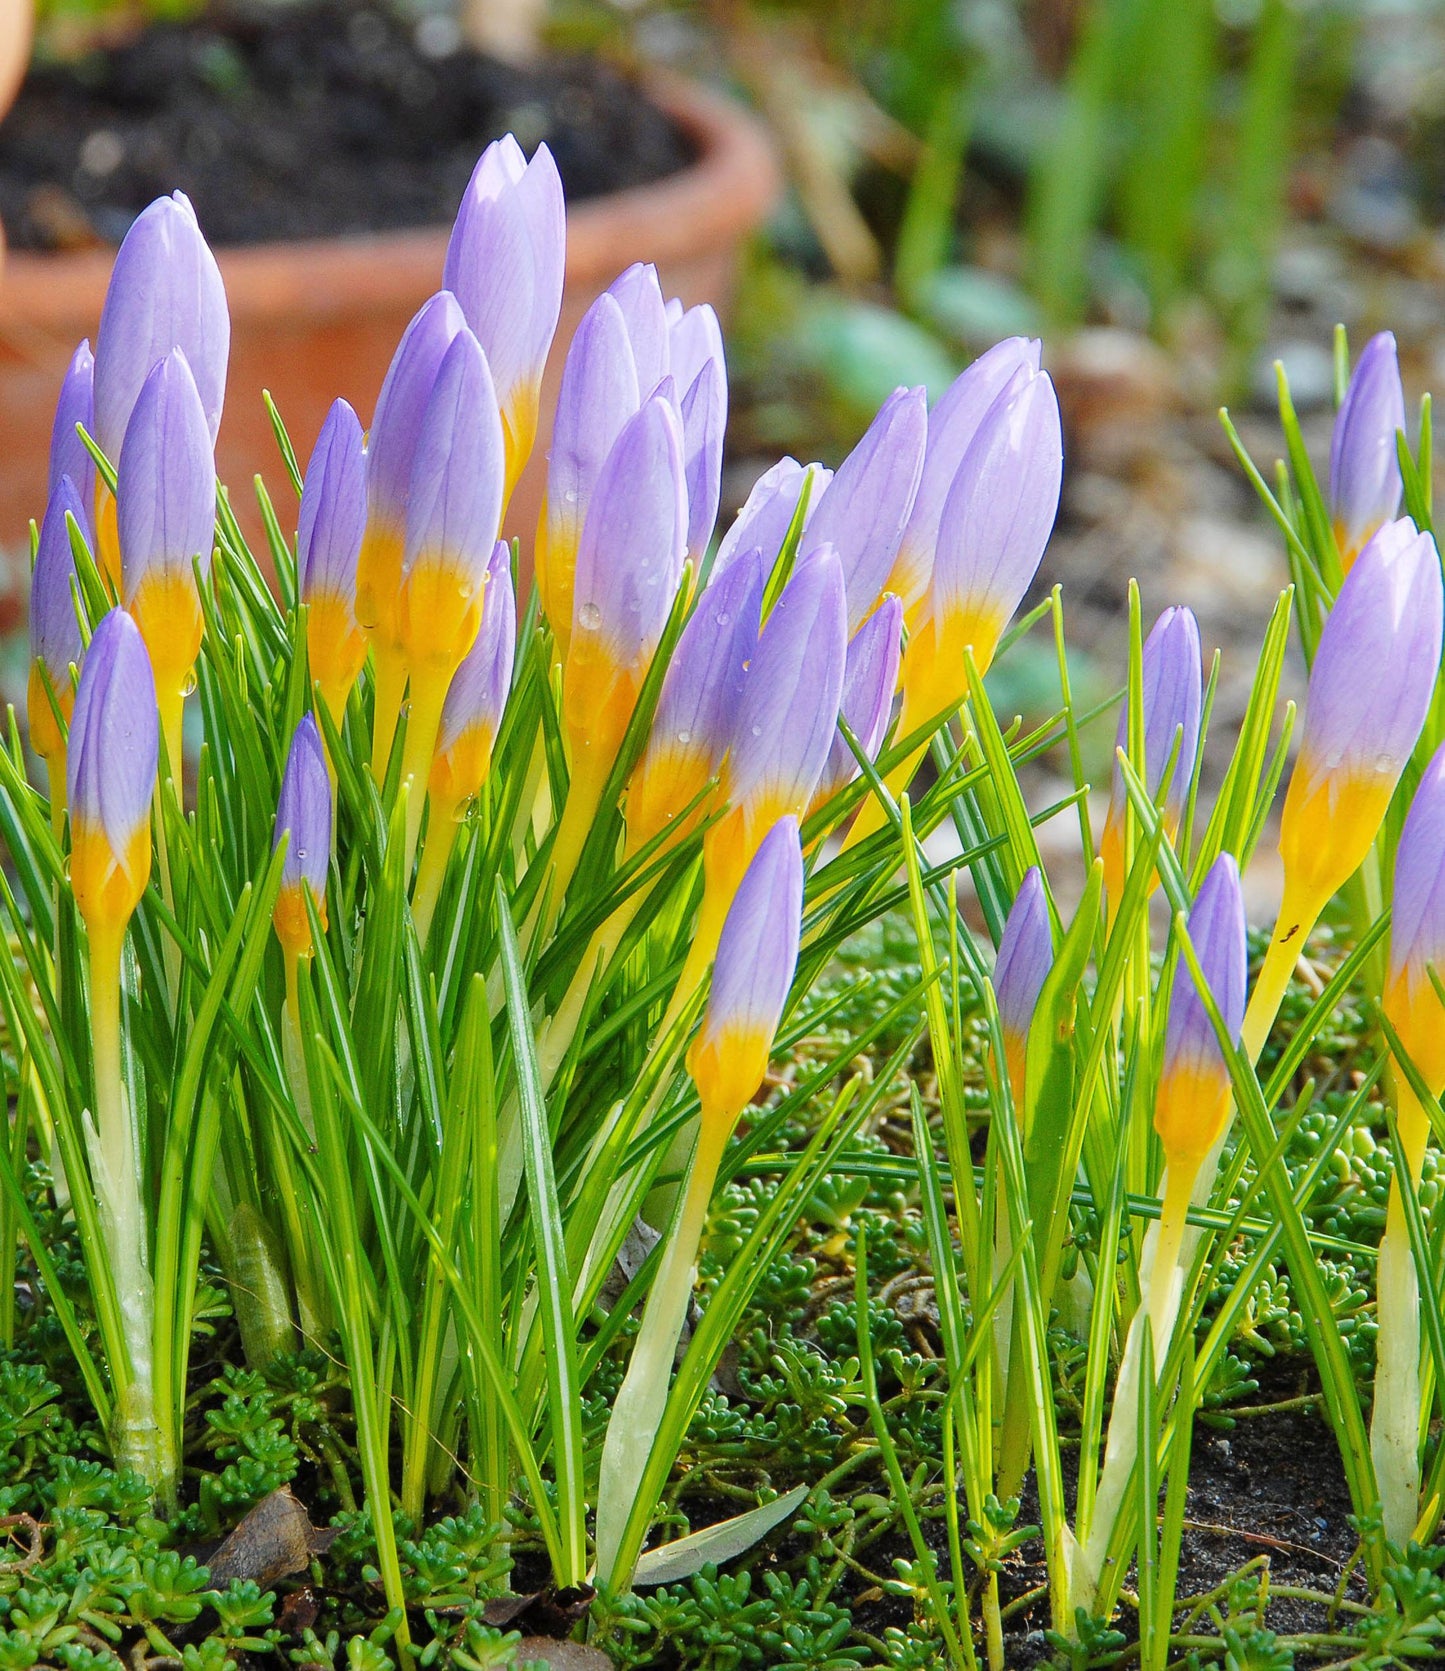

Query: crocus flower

[887,338,1041,622]
[810,593,903,814]
[1244,517,1443,1060]
[1383,739,1445,1099]
[803,385,927,633]
[443,136,565,499]
[1278,518,1442,906]
[28,475,87,767]
[993,865,1053,1109]
[562,393,688,789]
[117,348,217,776]
[687,815,804,1121]
[608,262,670,392]
[903,363,1062,720]
[1155,853,1247,1169]
[713,457,831,577]
[668,302,727,566]
[536,292,642,654]
[356,291,469,650]
[67,608,157,939]
[1330,331,1406,573]
[596,812,804,1588]
[298,399,368,728]
[92,193,228,586]
[847,364,1062,852]
[429,541,517,811]
[273,714,332,960]
[626,549,765,853]
[391,326,506,865]
[48,340,96,537]
[677,547,846,987]
[1100,606,1204,910]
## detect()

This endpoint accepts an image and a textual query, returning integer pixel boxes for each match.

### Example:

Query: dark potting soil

[0,3,695,251]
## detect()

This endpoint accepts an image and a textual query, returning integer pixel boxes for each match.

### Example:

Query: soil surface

[0,2,694,250]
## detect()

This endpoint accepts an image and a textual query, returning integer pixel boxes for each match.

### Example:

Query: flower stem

[399,668,450,877]
[1371,1083,1432,1548]
[410,794,461,946]
[594,1113,728,1589]
[369,643,408,783]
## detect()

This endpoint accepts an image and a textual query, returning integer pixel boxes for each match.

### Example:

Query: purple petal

[714,457,831,577]
[298,399,367,603]
[649,549,766,775]
[893,338,1041,612]
[804,386,927,631]
[1296,517,1443,795]
[544,292,643,567]
[1110,606,1203,817]
[668,303,725,410]
[117,349,217,593]
[93,192,229,462]
[572,393,688,673]
[680,357,726,565]
[366,291,468,532]
[606,263,669,396]
[1329,331,1406,557]
[402,328,505,589]
[274,713,332,895]
[438,541,516,756]
[443,138,565,411]
[1390,739,1445,986]
[67,607,158,856]
[1163,853,1247,1080]
[48,339,96,529]
[816,593,903,803]
[31,475,87,677]
[701,814,804,1047]
[726,545,848,812]
[993,865,1053,1043]
[931,366,1062,619]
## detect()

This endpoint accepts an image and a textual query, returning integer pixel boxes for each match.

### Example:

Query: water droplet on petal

[578,602,602,631]
[716,612,730,626]
[677,730,691,745]
[751,724,762,737]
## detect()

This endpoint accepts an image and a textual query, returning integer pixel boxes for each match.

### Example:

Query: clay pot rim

[0,68,781,330]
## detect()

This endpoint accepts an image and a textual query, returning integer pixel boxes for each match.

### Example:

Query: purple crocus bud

[723,544,849,828]
[992,865,1053,1106]
[1156,853,1247,1167]
[1278,516,1443,907]
[888,338,1041,619]
[272,713,332,959]
[900,364,1063,730]
[93,192,229,463]
[803,385,928,632]
[67,608,157,935]
[713,457,831,577]
[396,327,506,675]
[443,136,565,498]
[627,549,766,851]
[1385,740,1445,1096]
[607,262,670,396]
[669,303,725,407]
[537,292,643,658]
[356,291,469,642]
[431,541,516,809]
[687,814,804,1120]
[1100,606,1204,908]
[1330,331,1406,574]
[28,474,88,762]
[562,392,688,773]
[299,398,368,721]
[118,348,217,705]
[811,593,903,813]
[679,355,726,567]
[48,339,96,533]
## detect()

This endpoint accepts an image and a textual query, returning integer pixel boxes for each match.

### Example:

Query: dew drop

[716,612,730,626]
[562,489,579,506]
[676,729,691,745]
[578,602,602,631]
[751,724,762,737]
[181,671,198,697]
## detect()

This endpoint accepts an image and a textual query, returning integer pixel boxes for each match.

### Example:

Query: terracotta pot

[0,69,779,585]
